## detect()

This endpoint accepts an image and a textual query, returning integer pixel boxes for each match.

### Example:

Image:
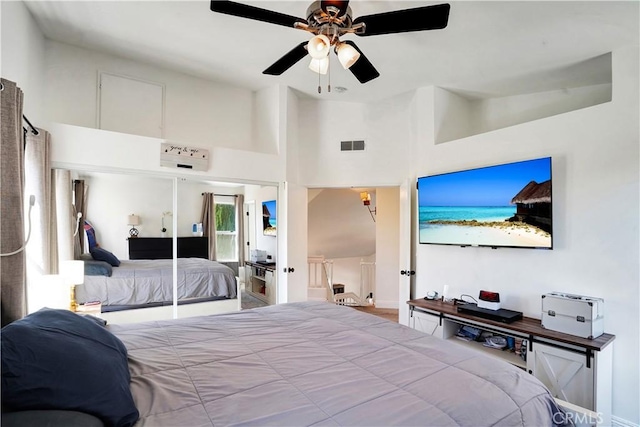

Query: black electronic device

[256,261,276,266]
[457,303,523,324]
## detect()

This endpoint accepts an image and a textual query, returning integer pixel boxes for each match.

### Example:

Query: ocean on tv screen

[418,206,551,248]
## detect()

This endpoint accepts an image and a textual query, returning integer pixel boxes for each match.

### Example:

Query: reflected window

[215,199,237,262]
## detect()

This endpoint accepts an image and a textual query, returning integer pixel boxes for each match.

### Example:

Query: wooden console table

[407,298,615,425]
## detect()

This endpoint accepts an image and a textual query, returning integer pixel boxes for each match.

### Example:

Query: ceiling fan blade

[210,1,307,28]
[353,3,450,36]
[343,41,379,84]
[263,42,309,75]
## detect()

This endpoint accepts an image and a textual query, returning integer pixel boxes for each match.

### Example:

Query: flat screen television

[262,200,277,236]
[418,157,552,249]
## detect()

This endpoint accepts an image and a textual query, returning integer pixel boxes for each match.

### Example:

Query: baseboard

[612,416,639,427]
[373,300,399,309]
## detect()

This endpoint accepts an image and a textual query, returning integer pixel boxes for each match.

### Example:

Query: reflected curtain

[1,78,26,325]
[24,128,58,275]
[236,194,245,266]
[55,170,75,263]
[201,192,217,261]
[73,179,87,256]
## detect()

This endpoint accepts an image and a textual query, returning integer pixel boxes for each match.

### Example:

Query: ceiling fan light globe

[308,34,331,59]
[336,42,360,69]
[309,57,329,75]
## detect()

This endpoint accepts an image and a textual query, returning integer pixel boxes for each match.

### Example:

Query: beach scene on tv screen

[418,158,552,248]
[262,200,277,236]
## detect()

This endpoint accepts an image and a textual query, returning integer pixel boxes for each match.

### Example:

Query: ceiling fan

[209,0,450,86]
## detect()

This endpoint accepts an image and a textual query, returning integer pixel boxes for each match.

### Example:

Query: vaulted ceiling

[23,1,639,104]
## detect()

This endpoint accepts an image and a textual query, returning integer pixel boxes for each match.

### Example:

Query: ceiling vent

[340,140,365,151]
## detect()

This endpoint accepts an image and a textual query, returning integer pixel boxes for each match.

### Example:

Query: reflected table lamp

[128,214,140,238]
[61,260,84,312]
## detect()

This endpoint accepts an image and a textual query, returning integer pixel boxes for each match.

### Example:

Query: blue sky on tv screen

[418,157,551,207]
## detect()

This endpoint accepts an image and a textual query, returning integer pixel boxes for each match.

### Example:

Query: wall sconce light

[360,192,376,222]
[128,214,140,238]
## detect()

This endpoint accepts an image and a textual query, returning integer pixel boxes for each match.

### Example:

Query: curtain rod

[202,193,238,197]
[23,115,39,136]
[0,81,39,136]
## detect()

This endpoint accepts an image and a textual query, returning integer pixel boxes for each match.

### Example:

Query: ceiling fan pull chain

[328,55,331,93]
[317,67,321,93]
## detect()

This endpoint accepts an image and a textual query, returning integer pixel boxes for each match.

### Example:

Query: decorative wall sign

[160,143,209,171]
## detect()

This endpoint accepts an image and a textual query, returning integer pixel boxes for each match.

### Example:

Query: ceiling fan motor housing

[306,0,355,42]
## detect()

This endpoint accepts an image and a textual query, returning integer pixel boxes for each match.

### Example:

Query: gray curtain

[25,129,57,275]
[201,193,217,261]
[1,78,26,325]
[55,170,75,263]
[73,179,86,257]
[236,194,245,266]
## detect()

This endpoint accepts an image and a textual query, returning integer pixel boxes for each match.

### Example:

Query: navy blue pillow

[90,247,120,267]
[84,260,113,276]
[84,221,98,251]
[1,309,138,427]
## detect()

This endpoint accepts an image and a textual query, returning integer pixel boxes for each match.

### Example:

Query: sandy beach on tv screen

[420,222,551,247]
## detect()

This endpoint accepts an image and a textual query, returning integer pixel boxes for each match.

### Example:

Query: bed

[77,235,237,311]
[76,258,237,311]
[2,302,569,426]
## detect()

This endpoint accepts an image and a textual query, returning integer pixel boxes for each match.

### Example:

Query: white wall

[411,47,639,424]
[307,188,375,259]
[0,1,46,124]
[77,171,244,260]
[297,92,414,187]
[43,41,260,152]
[49,123,282,185]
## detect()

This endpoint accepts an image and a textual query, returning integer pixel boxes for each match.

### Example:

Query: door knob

[288,267,295,273]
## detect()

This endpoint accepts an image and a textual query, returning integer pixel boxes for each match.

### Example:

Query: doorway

[306,186,401,310]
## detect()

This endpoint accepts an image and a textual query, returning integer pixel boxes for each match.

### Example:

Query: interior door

[277,182,308,303]
[243,201,256,265]
[398,178,412,326]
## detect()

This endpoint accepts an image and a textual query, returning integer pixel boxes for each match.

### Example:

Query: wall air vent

[340,140,365,151]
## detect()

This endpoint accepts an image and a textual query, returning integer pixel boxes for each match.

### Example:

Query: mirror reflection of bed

[64,169,278,324]
[77,236,238,324]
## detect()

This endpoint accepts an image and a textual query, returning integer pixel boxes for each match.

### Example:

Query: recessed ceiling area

[22,1,638,104]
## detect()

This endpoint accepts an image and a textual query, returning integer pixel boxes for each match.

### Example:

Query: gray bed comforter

[108,301,566,426]
[76,258,237,306]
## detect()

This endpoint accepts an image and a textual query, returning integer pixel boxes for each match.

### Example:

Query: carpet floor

[241,291,268,310]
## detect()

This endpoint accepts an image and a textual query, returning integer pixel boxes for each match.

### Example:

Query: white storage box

[250,250,267,263]
[541,292,604,339]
